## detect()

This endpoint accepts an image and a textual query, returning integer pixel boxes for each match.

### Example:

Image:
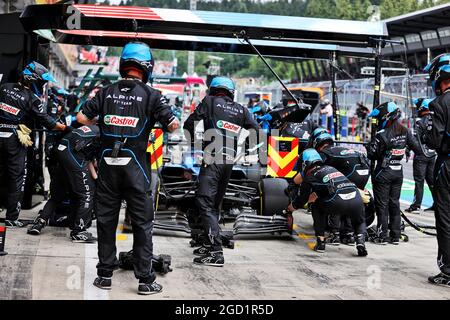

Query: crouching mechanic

[0,62,67,227]
[288,149,368,257]
[28,124,100,242]
[77,42,179,295]
[312,132,370,245]
[184,76,258,267]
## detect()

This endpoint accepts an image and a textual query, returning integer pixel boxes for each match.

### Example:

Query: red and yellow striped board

[267,136,299,178]
[147,129,164,170]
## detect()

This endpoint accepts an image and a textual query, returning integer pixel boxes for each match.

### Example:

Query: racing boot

[424,205,435,212]
[405,206,421,214]
[389,237,400,245]
[340,233,355,246]
[70,230,97,243]
[5,220,26,228]
[138,281,163,295]
[314,237,326,253]
[355,234,368,257]
[326,232,340,246]
[93,276,112,290]
[428,272,450,287]
[193,251,224,267]
[193,245,211,256]
[27,217,46,235]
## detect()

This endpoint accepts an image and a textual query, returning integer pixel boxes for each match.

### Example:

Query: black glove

[64,125,73,134]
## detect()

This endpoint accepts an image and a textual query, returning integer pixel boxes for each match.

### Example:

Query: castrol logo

[391,148,405,156]
[0,103,20,116]
[104,115,139,128]
[217,120,241,133]
[323,171,344,183]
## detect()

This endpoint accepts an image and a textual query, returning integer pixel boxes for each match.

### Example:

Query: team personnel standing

[28,124,100,243]
[0,62,66,227]
[312,132,370,245]
[77,42,179,295]
[184,76,258,267]
[288,149,368,257]
[367,102,420,245]
[423,54,450,287]
[405,98,436,214]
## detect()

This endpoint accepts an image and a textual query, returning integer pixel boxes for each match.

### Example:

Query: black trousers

[313,188,366,238]
[56,141,95,232]
[411,157,435,209]
[433,156,450,275]
[39,161,71,221]
[196,163,233,252]
[96,149,155,282]
[372,167,403,240]
[0,132,27,221]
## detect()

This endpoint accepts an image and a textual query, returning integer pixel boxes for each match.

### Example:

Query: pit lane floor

[0,201,447,300]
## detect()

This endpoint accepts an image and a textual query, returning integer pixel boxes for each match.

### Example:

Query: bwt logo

[66,5,81,30]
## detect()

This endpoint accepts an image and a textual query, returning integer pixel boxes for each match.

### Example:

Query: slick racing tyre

[258,178,289,216]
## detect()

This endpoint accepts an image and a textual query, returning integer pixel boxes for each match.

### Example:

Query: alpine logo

[0,103,20,116]
[216,120,241,133]
[104,115,139,128]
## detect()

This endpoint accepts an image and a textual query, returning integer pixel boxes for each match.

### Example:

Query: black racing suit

[425,90,450,275]
[318,145,370,235]
[184,95,258,252]
[409,116,436,210]
[367,124,420,241]
[292,165,366,238]
[0,83,57,221]
[82,79,175,282]
[56,125,100,233]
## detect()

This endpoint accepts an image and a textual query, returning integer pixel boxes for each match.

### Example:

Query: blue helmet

[300,148,323,174]
[368,101,400,129]
[313,132,334,149]
[22,61,56,97]
[209,76,235,98]
[120,42,154,83]
[413,98,433,117]
[424,54,450,96]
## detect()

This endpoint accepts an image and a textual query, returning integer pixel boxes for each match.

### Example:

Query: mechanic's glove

[17,124,33,147]
[359,189,370,204]
[64,125,73,134]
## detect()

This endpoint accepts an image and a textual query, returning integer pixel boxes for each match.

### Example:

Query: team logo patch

[104,115,139,128]
[79,126,92,133]
[0,103,20,116]
[216,120,241,133]
[323,171,344,183]
[391,148,405,156]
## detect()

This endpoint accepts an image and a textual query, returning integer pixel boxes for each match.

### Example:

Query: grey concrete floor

[0,200,448,300]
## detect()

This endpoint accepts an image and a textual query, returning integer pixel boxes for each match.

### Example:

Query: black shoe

[93,277,112,290]
[137,281,163,295]
[326,233,340,246]
[314,237,326,253]
[389,237,400,245]
[5,220,26,228]
[355,234,368,257]
[193,251,224,267]
[71,231,97,243]
[340,233,355,246]
[27,218,46,235]
[405,206,421,214]
[373,236,388,245]
[193,246,211,256]
[424,205,435,212]
[428,273,450,287]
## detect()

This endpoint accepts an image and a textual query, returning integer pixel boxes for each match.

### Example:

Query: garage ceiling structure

[384,2,450,56]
